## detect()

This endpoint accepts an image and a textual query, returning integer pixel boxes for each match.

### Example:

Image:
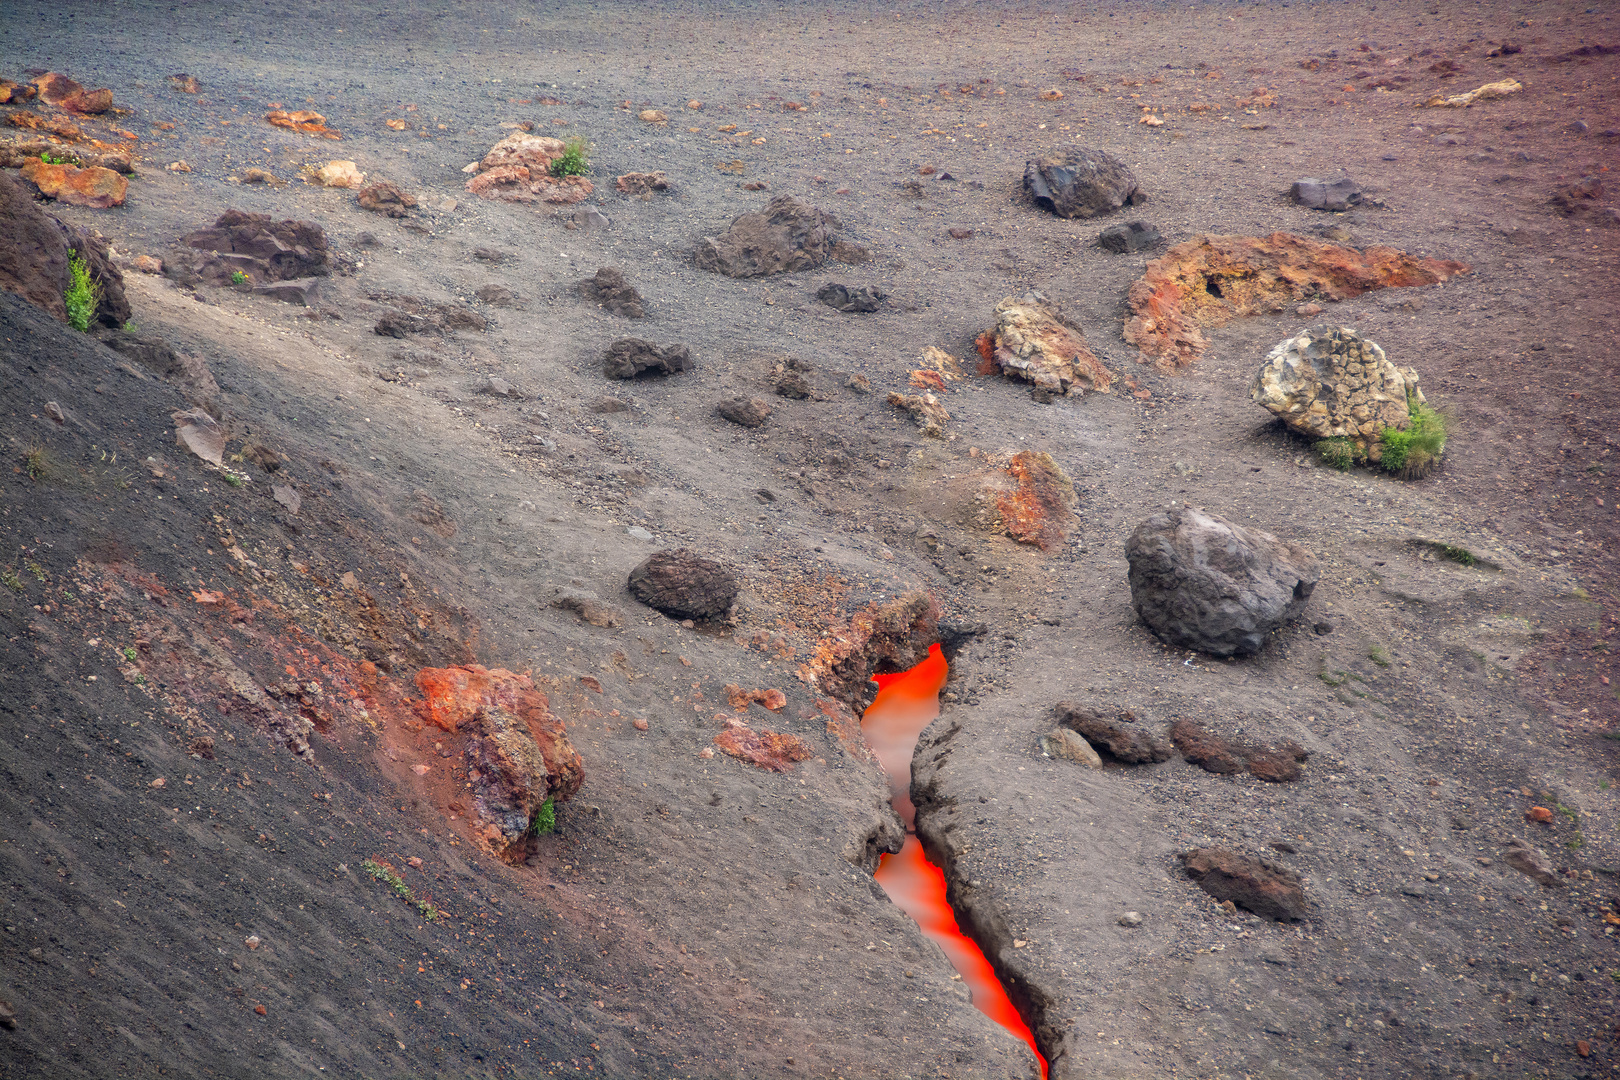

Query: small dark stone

[947,228,975,240]
[628,549,739,619]
[1181,847,1307,921]
[716,396,772,428]
[475,284,520,308]
[588,396,628,413]
[602,338,689,379]
[1098,221,1162,253]
[472,247,509,263]
[1290,177,1363,211]
[816,282,886,313]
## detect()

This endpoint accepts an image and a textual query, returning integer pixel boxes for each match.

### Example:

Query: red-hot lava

[863,645,1048,1078]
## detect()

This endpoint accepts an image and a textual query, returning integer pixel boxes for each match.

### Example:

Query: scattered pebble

[1118,911,1144,927]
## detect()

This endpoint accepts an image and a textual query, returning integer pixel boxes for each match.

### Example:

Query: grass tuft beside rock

[1379,400,1449,479]
[64,249,100,332]
[549,137,590,177]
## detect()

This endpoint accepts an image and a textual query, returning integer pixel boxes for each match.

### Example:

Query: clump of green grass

[123,645,138,662]
[549,137,590,177]
[361,858,440,920]
[229,269,250,285]
[22,445,50,481]
[39,150,70,165]
[122,319,138,333]
[1368,645,1392,668]
[1378,399,1449,479]
[64,250,100,332]
[25,560,46,583]
[1440,545,1476,567]
[1,567,22,592]
[1315,436,1358,471]
[531,797,556,835]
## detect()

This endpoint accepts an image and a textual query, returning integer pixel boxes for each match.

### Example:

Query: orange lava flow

[864,645,1048,1078]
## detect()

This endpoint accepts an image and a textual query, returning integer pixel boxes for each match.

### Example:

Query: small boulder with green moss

[1251,325,1443,473]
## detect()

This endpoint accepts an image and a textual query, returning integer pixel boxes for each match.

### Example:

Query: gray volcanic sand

[1,1,1618,1078]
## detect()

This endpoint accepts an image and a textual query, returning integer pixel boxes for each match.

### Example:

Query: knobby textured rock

[1126,506,1319,656]
[628,550,739,619]
[975,293,1113,395]
[1054,704,1171,763]
[615,171,671,195]
[694,195,868,277]
[602,338,689,379]
[816,282,886,312]
[1023,148,1145,219]
[578,268,645,318]
[1251,326,1425,461]
[886,391,949,437]
[357,181,417,217]
[1124,232,1469,370]
[797,593,940,709]
[1181,848,1308,921]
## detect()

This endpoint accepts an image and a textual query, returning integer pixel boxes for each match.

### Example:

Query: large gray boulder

[1023,149,1145,219]
[1125,506,1318,656]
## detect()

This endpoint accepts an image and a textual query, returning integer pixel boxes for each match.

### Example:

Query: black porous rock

[1290,177,1363,211]
[602,338,690,380]
[1098,221,1162,253]
[1023,149,1145,220]
[816,282,886,313]
[1125,506,1318,657]
[628,550,739,620]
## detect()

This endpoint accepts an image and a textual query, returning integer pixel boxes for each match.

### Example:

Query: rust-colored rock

[0,80,38,104]
[464,704,582,862]
[991,450,1077,552]
[726,685,788,712]
[714,715,813,772]
[616,171,672,195]
[20,158,128,208]
[32,73,83,105]
[798,592,940,709]
[1124,232,1469,370]
[60,87,114,115]
[465,165,593,205]
[1181,847,1307,920]
[6,112,82,140]
[265,109,341,139]
[357,180,418,217]
[477,132,567,173]
[976,293,1113,395]
[1526,805,1554,823]
[1170,718,1308,781]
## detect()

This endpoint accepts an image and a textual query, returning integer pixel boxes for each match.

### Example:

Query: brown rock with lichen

[713,715,813,772]
[0,80,39,104]
[976,293,1113,395]
[32,73,83,104]
[19,158,128,208]
[1124,232,1469,370]
[59,87,114,115]
[6,111,83,140]
[1055,704,1170,763]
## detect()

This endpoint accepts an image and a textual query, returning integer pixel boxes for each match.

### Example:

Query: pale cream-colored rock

[1041,727,1102,768]
[977,293,1113,395]
[1250,325,1423,461]
[309,160,364,188]
[886,391,949,437]
[1424,78,1522,108]
[477,131,566,173]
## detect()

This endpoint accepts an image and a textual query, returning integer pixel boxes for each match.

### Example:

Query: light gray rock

[1125,506,1318,657]
[1041,726,1102,769]
[1290,176,1363,211]
[1251,325,1424,461]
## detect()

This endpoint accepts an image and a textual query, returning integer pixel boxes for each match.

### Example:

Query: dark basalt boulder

[1024,149,1145,219]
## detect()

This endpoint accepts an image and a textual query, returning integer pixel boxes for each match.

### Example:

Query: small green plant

[1,567,21,592]
[25,560,46,583]
[1368,645,1392,668]
[224,471,244,488]
[1601,779,1612,791]
[1315,436,1359,471]
[1378,399,1449,479]
[123,646,138,662]
[230,270,250,285]
[362,858,440,920]
[39,150,69,165]
[549,137,590,177]
[23,445,50,481]
[1439,544,1476,567]
[64,249,101,332]
[122,319,138,333]
[531,797,556,835]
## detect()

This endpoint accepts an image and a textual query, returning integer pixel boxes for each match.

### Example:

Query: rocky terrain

[1,1,1617,1078]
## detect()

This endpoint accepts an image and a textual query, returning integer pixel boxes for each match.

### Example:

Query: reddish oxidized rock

[725,685,788,712]
[1181,847,1307,920]
[797,592,940,709]
[18,159,128,208]
[991,450,1077,552]
[713,715,813,772]
[1124,232,1469,370]
[465,705,580,862]
[977,293,1113,395]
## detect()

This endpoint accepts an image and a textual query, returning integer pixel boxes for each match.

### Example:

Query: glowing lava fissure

[863,644,1049,1079]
